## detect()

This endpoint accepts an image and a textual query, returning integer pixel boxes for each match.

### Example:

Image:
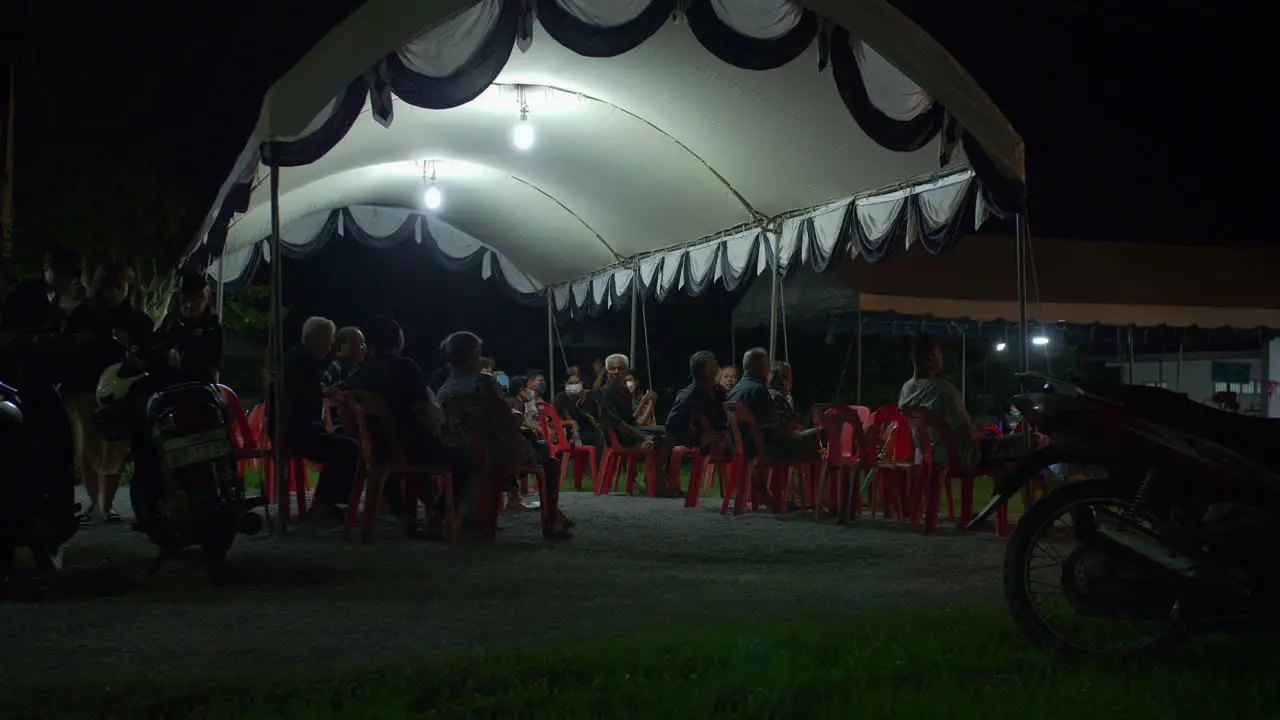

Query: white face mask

[626,381,635,392]
[57,293,78,311]
[566,383,583,395]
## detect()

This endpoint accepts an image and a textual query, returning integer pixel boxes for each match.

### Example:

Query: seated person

[597,353,679,497]
[426,339,450,394]
[507,374,544,436]
[321,325,366,432]
[627,374,657,426]
[436,331,571,539]
[553,366,603,451]
[766,361,804,432]
[727,347,821,504]
[267,316,359,522]
[718,365,741,393]
[344,316,470,540]
[899,334,1041,469]
[665,350,729,455]
[157,273,224,384]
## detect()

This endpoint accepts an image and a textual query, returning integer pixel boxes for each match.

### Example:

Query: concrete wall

[1108,357,1266,414]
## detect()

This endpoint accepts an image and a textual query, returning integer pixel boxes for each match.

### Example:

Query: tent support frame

[268,162,288,534]
[767,225,780,360]
[629,260,639,367]
[547,289,555,396]
[1015,214,1029,372]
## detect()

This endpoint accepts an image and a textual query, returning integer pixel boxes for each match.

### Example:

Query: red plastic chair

[594,427,660,497]
[861,405,917,522]
[217,386,269,479]
[445,396,551,541]
[342,390,456,544]
[245,397,311,521]
[901,405,1008,535]
[535,401,597,492]
[681,414,734,509]
[721,402,814,516]
[814,405,875,523]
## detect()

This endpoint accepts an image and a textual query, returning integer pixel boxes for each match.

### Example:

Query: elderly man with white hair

[596,353,680,497]
[266,315,359,522]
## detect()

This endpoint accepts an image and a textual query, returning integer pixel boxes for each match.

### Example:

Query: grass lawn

[5,609,1274,719]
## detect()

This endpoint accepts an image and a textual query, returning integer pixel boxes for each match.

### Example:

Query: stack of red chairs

[814,405,875,523]
[863,404,917,522]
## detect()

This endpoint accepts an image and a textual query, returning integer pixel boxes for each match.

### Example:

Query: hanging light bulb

[511,87,534,151]
[423,185,442,210]
[1032,336,1050,346]
[420,160,442,210]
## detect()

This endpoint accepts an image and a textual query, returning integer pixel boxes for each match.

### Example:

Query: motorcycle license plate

[161,430,232,469]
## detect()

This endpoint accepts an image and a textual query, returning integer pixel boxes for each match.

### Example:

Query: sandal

[103,509,122,523]
[77,506,97,526]
[542,518,573,541]
[554,508,575,529]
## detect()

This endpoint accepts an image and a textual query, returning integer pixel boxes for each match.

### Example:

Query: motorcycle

[92,340,265,584]
[0,379,81,586]
[967,372,1280,656]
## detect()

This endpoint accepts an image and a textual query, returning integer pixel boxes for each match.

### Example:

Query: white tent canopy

[196,0,1024,308]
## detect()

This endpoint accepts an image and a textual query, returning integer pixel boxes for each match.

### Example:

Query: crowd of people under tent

[0,245,1043,549]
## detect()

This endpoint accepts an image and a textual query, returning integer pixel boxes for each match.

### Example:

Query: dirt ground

[0,489,1006,686]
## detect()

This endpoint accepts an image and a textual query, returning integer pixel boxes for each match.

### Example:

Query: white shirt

[898,377,979,468]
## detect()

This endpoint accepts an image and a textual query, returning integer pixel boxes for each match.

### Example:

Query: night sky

[6,1,1271,383]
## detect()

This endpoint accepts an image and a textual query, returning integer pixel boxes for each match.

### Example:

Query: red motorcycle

[969,373,1280,657]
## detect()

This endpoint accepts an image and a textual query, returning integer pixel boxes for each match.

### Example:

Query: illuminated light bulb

[995,342,1007,352]
[423,185,442,210]
[1032,336,1050,346]
[512,119,535,151]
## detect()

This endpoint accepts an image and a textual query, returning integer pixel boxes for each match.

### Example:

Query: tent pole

[1157,343,1164,388]
[546,290,555,396]
[1127,324,1136,385]
[629,262,638,366]
[1015,215,1029,372]
[729,314,736,368]
[268,162,288,534]
[855,300,863,405]
[1176,340,1183,392]
[960,327,967,402]
[768,226,780,360]
[215,254,226,382]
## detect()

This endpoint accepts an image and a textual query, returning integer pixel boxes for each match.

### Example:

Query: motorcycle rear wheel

[1003,477,1187,658]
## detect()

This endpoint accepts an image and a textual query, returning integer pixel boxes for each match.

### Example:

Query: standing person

[156,273,223,384]
[321,326,365,432]
[62,261,155,523]
[0,246,84,582]
[268,316,359,523]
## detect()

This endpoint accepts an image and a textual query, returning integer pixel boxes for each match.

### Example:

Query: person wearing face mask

[62,261,155,523]
[627,374,657,426]
[156,273,223,384]
[552,366,602,452]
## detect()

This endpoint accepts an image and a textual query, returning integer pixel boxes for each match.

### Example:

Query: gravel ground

[0,488,1006,686]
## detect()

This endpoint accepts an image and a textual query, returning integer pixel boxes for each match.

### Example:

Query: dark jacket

[158,310,223,383]
[665,381,728,448]
[267,344,328,444]
[61,300,154,394]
